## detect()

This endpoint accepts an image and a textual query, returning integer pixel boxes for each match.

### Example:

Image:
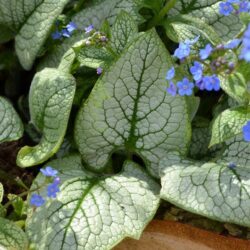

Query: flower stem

[147,0,177,29]
[3,182,47,209]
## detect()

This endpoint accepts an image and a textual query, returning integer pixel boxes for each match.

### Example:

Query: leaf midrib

[126,40,150,150]
[59,179,99,250]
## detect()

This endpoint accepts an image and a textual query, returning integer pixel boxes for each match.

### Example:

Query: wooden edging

[115,220,250,250]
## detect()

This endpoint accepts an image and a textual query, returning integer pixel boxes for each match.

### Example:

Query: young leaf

[110,10,138,54]
[0,97,23,143]
[77,46,114,69]
[26,156,160,250]
[160,156,250,227]
[0,0,69,70]
[17,68,76,167]
[0,217,29,250]
[75,11,138,72]
[39,0,144,70]
[210,106,250,146]
[169,1,243,41]
[219,73,249,105]
[75,31,191,177]
[165,15,221,48]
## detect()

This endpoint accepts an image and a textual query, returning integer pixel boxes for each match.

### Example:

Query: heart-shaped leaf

[17,68,76,167]
[160,155,250,227]
[0,217,29,250]
[75,30,191,177]
[0,97,23,143]
[0,0,69,70]
[210,106,250,146]
[26,155,160,250]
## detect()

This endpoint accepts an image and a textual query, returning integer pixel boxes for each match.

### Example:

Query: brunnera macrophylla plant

[0,0,250,249]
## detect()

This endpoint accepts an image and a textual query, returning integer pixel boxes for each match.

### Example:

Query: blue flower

[47,182,60,198]
[190,61,203,81]
[166,67,175,80]
[240,47,250,62]
[53,177,61,185]
[30,194,45,207]
[40,166,58,177]
[203,75,220,91]
[239,1,250,13]
[62,29,71,38]
[240,24,250,62]
[199,44,213,60]
[228,162,237,169]
[97,67,103,75]
[219,2,234,16]
[242,26,250,47]
[166,81,177,96]
[224,39,241,49]
[228,0,240,3]
[85,24,94,34]
[177,78,194,96]
[174,42,191,60]
[196,80,205,90]
[66,21,77,33]
[51,30,62,40]
[243,121,250,142]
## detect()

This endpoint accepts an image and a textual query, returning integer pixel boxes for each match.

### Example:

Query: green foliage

[39,0,145,70]
[110,11,139,53]
[169,0,243,41]
[165,15,221,48]
[75,30,191,177]
[160,154,250,227]
[26,155,160,249]
[17,68,76,167]
[210,107,250,146]
[219,73,249,105]
[0,217,29,250]
[0,0,70,69]
[0,97,23,143]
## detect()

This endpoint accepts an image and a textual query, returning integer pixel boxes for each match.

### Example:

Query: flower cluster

[52,21,78,40]
[51,21,97,40]
[52,21,108,75]
[166,37,224,96]
[219,0,250,16]
[30,166,61,207]
[166,22,250,96]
